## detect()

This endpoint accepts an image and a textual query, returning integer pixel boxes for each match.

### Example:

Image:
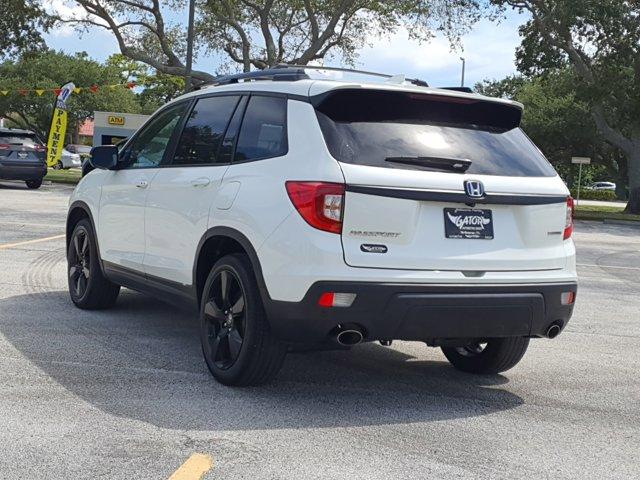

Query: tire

[200,254,287,386]
[53,161,63,170]
[25,179,42,189]
[67,219,120,309]
[441,337,530,374]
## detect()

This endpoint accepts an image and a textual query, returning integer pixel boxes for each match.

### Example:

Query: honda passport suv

[66,66,577,386]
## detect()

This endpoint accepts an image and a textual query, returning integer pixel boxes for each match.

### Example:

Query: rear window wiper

[385,156,472,172]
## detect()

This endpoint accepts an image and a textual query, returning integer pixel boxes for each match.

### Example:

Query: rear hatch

[313,88,569,272]
[0,132,47,166]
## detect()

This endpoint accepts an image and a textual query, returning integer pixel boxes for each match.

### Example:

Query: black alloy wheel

[200,254,287,386]
[202,269,247,370]
[69,227,91,299]
[67,219,120,310]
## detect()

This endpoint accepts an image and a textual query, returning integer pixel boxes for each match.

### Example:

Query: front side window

[234,96,287,162]
[173,95,240,166]
[123,102,189,169]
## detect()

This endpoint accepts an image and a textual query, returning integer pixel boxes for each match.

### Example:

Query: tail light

[563,196,575,240]
[35,144,47,152]
[285,181,345,234]
[0,144,10,150]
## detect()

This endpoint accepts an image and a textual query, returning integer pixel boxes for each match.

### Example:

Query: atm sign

[107,115,125,126]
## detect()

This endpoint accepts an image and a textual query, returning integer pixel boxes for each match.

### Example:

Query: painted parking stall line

[0,234,65,250]
[168,453,214,480]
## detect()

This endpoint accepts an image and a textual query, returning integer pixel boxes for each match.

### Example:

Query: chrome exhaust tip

[336,328,364,346]
[546,322,562,339]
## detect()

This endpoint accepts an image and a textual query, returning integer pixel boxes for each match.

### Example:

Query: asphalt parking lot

[0,180,638,479]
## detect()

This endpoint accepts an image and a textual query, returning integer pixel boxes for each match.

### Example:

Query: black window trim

[231,92,290,165]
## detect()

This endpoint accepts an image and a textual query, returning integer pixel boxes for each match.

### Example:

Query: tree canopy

[57,0,492,84]
[0,0,50,60]
[0,51,141,141]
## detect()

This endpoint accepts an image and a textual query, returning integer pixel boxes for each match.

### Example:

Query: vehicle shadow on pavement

[0,290,524,431]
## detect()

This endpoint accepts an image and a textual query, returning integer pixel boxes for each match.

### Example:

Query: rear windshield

[315,90,556,177]
[0,133,39,146]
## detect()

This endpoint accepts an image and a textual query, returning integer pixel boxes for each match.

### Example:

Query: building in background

[92,111,150,147]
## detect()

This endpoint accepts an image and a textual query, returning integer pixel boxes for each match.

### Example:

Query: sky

[44,6,528,88]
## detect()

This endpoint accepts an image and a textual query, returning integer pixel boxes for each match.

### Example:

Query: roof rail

[198,64,430,89]
[277,64,429,87]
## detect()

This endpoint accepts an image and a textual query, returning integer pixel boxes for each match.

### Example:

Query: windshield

[315,90,556,177]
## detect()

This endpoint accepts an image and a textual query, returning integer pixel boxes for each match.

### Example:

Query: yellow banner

[46,82,75,168]
[46,108,68,167]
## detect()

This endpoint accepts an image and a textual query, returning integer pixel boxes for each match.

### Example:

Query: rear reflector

[560,291,576,305]
[563,197,575,240]
[318,292,357,308]
[286,181,345,234]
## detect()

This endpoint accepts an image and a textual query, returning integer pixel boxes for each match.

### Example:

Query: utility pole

[185,0,195,93]
[459,57,466,87]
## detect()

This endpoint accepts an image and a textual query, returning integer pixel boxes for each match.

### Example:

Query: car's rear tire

[25,179,42,189]
[67,219,120,309]
[200,254,287,386]
[441,337,529,374]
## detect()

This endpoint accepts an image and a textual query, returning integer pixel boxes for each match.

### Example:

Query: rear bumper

[0,163,47,181]
[265,281,577,345]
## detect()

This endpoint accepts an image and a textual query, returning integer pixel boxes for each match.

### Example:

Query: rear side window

[173,95,240,166]
[234,96,287,162]
[315,90,556,177]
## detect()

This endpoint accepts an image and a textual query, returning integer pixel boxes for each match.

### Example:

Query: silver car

[52,148,82,170]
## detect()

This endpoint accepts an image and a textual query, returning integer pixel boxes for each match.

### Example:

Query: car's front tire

[25,179,42,189]
[200,254,287,386]
[67,219,120,309]
[52,161,63,170]
[441,337,530,374]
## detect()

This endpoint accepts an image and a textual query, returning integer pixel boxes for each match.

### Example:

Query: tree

[58,0,491,85]
[106,54,185,112]
[477,71,627,197]
[0,0,51,60]
[494,0,640,212]
[0,51,141,141]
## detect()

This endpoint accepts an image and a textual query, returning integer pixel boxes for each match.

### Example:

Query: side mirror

[89,145,119,170]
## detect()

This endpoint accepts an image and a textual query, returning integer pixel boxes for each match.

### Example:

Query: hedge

[569,189,617,201]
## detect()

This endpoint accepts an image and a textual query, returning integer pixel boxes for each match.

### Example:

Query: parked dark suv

[0,128,48,189]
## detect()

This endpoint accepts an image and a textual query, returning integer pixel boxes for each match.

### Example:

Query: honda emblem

[464,180,485,198]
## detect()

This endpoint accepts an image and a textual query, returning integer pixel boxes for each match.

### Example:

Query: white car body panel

[143,165,228,284]
[98,168,158,271]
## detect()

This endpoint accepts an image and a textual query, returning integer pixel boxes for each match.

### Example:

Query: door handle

[191,177,211,188]
[135,180,148,189]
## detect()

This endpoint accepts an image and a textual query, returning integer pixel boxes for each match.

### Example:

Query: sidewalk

[576,199,626,208]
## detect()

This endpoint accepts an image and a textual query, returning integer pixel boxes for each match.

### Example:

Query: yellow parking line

[0,234,65,250]
[168,453,214,480]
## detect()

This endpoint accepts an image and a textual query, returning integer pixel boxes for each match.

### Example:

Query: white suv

[67,66,577,386]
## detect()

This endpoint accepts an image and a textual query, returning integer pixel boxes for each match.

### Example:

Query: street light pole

[185,0,195,93]
[459,57,465,87]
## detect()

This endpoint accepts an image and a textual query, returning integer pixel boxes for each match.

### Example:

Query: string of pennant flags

[0,82,137,97]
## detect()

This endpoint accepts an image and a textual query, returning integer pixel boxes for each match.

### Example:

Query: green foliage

[105,54,185,113]
[0,50,142,141]
[0,0,50,60]
[569,189,617,201]
[476,70,625,195]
